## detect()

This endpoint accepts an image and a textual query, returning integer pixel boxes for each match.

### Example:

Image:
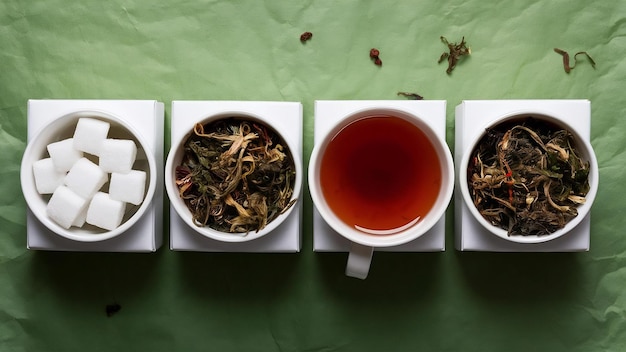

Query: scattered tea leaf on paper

[397,92,424,100]
[554,48,596,73]
[106,303,121,317]
[438,36,471,74]
[300,31,313,42]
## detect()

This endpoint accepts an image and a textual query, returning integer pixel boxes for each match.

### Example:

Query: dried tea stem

[175,118,297,233]
[554,48,596,73]
[397,92,424,100]
[438,36,471,74]
[467,118,590,236]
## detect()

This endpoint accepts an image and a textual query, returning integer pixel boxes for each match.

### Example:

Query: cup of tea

[309,107,454,279]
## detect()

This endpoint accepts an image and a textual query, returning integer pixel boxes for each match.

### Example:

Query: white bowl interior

[308,107,455,248]
[20,110,157,242]
[165,112,302,243]
[459,111,599,243]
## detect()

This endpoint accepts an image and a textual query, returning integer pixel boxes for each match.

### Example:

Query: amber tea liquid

[320,115,441,234]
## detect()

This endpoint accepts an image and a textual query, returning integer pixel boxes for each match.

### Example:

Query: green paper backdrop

[1,0,625,351]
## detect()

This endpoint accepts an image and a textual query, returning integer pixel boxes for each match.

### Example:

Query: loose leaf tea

[467,118,590,236]
[397,92,424,100]
[300,31,313,42]
[438,36,471,74]
[175,118,296,233]
[553,48,596,73]
[105,303,121,317]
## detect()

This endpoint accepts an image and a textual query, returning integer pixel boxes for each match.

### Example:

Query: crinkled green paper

[1,0,625,351]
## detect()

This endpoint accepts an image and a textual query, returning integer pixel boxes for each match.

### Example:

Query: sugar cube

[73,117,110,155]
[86,192,126,231]
[109,170,146,205]
[32,158,66,194]
[64,157,108,198]
[99,139,137,173]
[46,138,83,172]
[72,207,87,228]
[46,186,88,229]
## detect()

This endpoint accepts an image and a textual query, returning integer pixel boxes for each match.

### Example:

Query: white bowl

[308,107,455,248]
[459,111,599,243]
[20,110,157,242]
[165,111,302,242]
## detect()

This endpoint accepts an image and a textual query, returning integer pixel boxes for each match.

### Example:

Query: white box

[169,101,303,252]
[313,100,449,252]
[454,99,591,251]
[26,99,164,252]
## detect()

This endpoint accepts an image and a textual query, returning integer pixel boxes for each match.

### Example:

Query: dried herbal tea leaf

[105,303,121,317]
[300,31,313,42]
[438,36,471,74]
[554,48,596,73]
[467,117,591,236]
[397,92,424,100]
[175,118,297,234]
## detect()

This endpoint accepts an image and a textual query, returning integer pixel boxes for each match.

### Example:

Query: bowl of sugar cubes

[20,110,157,242]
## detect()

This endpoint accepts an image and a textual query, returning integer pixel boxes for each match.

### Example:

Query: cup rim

[308,107,454,248]
[20,109,157,242]
[165,110,302,242]
[458,109,599,243]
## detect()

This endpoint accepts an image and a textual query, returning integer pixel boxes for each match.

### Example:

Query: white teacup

[308,108,454,279]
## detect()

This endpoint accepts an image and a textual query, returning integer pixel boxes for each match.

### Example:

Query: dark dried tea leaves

[438,36,471,74]
[467,118,590,236]
[300,31,313,42]
[554,48,596,73]
[397,92,424,100]
[175,118,296,233]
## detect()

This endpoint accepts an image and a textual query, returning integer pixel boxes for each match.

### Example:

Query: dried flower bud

[300,32,313,42]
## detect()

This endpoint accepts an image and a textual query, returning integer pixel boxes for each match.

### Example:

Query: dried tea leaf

[438,36,471,74]
[554,48,596,73]
[397,92,424,100]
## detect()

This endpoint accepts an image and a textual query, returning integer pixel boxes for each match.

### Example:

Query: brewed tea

[320,115,441,234]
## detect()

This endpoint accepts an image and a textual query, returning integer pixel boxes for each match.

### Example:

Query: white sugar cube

[72,207,87,228]
[73,117,110,155]
[64,157,108,198]
[109,170,146,205]
[46,186,88,229]
[86,192,126,231]
[99,139,137,173]
[46,138,83,172]
[32,158,66,194]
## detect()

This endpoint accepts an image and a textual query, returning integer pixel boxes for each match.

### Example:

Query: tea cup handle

[346,243,374,279]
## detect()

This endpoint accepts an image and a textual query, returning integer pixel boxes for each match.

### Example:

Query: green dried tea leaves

[175,118,296,233]
[397,92,424,100]
[438,36,471,74]
[553,48,596,73]
[467,118,591,236]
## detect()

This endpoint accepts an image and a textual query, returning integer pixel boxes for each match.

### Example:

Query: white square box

[26,99,164,252]
[454,99,591,251]
[313,100,449,252]
[169,101,303,252]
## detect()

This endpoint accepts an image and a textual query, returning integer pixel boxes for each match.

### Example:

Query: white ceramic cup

[165,112,302,242]
[458,111,599,243]
[20,110,157,242]
[308,108,455,279]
